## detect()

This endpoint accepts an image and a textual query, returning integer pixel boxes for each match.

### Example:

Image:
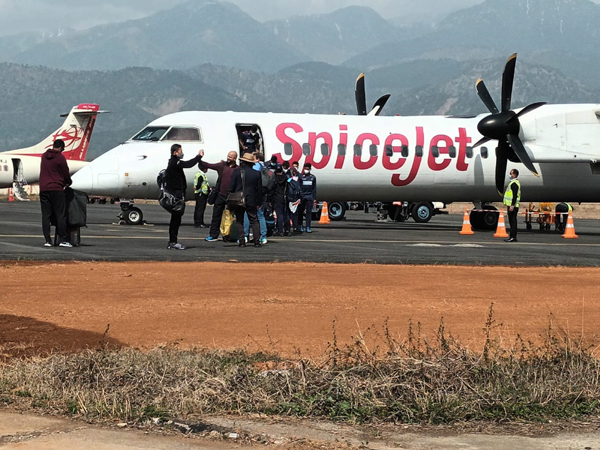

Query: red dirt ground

[1,261,599,358]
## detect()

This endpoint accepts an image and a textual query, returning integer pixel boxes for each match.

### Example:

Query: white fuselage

[71,105,600,203]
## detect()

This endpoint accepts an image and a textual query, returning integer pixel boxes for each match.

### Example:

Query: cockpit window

[164,127,201,141]
[132,127,170,141]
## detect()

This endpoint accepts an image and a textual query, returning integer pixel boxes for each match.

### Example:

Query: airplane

[71,54,600,229]
[0,104,105,200]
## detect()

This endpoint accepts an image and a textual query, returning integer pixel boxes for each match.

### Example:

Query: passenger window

[448,146,457,158]
[337,144,346,156]
[284,143,293,156]
[354,144,362,156]
[302,143,311,156]
[415,145,423,157]
[369,145,378,157]
[481,146,488,159]
[385,145,393,157]
[401,145,409,157]
[132,126,170,141]
[431,145,439,158]
[466,146,474,158]
[321,143,330,156]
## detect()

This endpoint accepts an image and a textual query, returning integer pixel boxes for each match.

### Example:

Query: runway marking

[0,235,599,247]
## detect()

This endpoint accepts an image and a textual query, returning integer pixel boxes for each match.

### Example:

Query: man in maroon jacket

[39,139,72,247]
[201,150,238,242]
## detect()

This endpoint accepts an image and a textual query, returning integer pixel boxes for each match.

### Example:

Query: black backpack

[260,165,275,194]
[157,169,167,189]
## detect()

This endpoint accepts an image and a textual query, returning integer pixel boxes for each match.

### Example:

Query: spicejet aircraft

[0,104,104,200]
[71,55,600,226]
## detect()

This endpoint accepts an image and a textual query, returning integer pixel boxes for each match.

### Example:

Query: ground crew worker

[555,202,573,233]
[193,165,209,228]
[504,168,521,242]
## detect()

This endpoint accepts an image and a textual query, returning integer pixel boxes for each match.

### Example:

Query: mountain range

[0,0,599,160]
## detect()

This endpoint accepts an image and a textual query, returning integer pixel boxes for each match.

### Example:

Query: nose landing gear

[118,201,145,225]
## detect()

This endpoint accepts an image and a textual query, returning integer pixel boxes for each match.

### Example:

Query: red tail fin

[60,104,101,161]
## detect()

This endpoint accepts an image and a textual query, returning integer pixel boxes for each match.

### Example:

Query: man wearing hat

[228,152,263,247]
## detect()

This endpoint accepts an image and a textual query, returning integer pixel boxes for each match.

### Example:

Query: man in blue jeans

[243,153,268,244]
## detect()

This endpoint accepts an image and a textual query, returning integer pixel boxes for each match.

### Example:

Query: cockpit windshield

[132,127,170,141]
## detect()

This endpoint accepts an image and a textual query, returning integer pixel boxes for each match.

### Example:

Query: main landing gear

[118,201,145,225]
[469,203,498,231]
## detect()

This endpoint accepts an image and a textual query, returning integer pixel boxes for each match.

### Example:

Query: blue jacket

[299,173,317,200]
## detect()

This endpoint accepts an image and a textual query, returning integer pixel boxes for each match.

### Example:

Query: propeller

[355,73,390,116]
[473,53,546,195]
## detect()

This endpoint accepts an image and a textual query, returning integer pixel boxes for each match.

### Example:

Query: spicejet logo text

[272,123,474,187]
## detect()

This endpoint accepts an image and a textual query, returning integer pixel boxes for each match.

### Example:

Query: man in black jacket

[165,144,202,250]
[270,163,289,236]
[228,152,263,247]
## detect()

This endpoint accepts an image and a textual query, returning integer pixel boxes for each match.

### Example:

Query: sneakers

[58,241,73,248]
[260,238,268,245]
[205,236,218,242]
[306,227,312,233]
[167,242,186,250]
[272,231,282,237]
[43,241,52,247]
[300,226,305,232]
[504,237,517,242]
[238,240,246,247]
[254,242,262,248]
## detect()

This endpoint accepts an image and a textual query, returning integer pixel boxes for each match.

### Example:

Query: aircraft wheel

[125,207,144,225]
[328,201,347,221]
[412,202,433,223]
[481,206,498,230]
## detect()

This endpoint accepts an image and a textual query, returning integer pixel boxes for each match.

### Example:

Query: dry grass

[1,305,599,425]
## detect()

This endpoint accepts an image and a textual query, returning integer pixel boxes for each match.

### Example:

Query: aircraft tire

[328,201,347,221]
[412,202,433,223]
[125,207,144,225]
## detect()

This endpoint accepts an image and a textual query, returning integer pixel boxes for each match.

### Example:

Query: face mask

[304,170,310,174]
[179,153,184,159]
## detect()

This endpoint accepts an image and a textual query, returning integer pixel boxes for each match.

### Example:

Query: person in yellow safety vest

[503,168,521,242]
[193,165,210,228]
[555,202,573,233]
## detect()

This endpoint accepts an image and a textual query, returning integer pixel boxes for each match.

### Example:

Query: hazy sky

[0,0,484,36]
[2,0,600,37]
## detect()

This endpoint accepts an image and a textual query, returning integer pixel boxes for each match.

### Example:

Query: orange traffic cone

[494,211,509,238]
[319,201,331,224]
[562,212,578,239]
[459,207,474,235]
[8,188,13,202]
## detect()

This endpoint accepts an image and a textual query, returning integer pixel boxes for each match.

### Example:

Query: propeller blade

[368,94,391,116]
[514,101,546,119]
[506,134,539,177]
[473,136,491,148]
[501,53,517,113]
[476,79,499,114]
[355,73,367,116]
[495,144,509,196]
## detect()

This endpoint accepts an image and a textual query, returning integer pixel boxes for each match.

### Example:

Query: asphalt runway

[1,200,600,266]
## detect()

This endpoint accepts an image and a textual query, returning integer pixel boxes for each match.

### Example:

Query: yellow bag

[220,209,236,238]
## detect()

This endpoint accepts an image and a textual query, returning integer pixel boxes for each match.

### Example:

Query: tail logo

[48,127,82,150]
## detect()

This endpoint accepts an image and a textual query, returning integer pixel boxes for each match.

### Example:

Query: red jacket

[39,149,72,192]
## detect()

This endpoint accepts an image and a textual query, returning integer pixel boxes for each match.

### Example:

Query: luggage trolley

[524,202,555,231]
